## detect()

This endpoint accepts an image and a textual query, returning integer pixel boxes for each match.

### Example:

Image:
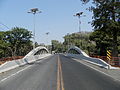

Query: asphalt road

[0,54,120,90]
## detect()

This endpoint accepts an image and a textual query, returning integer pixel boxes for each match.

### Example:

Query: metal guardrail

[90,55,120,67]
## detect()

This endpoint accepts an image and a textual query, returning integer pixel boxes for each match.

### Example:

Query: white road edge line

[73,58,120,82]
[0,65,31,83]
[0,57,50,83]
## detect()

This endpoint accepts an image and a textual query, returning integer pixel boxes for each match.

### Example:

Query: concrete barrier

[0,54,51,74]
[67,53,111,69]
[66,46,112,69]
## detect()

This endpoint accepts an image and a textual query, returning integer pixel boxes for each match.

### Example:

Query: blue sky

[0,0,93,45]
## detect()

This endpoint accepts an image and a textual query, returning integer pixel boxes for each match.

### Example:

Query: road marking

[57,55,65,90]
[59,57,65,90]
[0,65,31,83]
[57,56,60,90]
[0,58,47,83]
[73,58,120,82]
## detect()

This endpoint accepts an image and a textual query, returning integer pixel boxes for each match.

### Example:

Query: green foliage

[51,40,64,53]
[0,27,33,58]
[89,30,113,55]
[91,0,120,56]
[63,32,95,55]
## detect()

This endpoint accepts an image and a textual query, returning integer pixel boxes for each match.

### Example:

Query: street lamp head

[31,8,39,12]
[76,12,83,16]
[74,12,84,17]
[38,11,42,13]
[46,32,50,35]
[88,22,91,24]
[27,11,31,13]
[28,8,42,14]
[81,0,90,4]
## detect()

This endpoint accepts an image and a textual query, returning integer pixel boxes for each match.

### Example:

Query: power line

[0,22,10,30]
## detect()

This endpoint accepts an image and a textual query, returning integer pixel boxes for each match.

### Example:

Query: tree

[0,27,33,57]
[92,0,120,56]
[80,0,120,56]
[51,40,63,53]
[89,30,113,56]
[63,32,95,54]
[0,31,8,57]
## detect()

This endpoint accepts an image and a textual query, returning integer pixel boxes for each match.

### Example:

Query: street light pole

[74,12,85,48]
[45,32,50,49]
[67,33,70,49]
[78,16,81,33]
[33,14,35,49]
[28,8,42,49]
[74,12,84,33]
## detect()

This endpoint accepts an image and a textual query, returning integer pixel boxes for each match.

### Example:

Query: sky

[0,0,93,45]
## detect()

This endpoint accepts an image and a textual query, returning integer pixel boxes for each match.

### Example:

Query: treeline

[63,32,94,54]
[51,32,95,54]
[0,27,33,58]
[51,31,120,56]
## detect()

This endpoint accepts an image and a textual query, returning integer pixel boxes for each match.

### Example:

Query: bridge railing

[90,55,120,67]
[0,56,24,61]
[0,56,24,65]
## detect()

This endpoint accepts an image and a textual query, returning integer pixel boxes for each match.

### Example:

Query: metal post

[67,33,69,49]
[46,32,50,49]
[78,16,81,33]
[28,8,42,49]
[33,14,36,49]
[74,12,85,48]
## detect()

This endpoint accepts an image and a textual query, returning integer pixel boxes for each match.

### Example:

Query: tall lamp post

[28,8,42,49]
[45,32,50,49]
[67,33,70,49]
[74,12,86,32]
[74,12,85,48]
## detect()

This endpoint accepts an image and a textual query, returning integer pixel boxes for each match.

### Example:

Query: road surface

[0,54,120,90]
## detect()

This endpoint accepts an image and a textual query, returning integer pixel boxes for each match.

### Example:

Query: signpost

[107,50,112,65]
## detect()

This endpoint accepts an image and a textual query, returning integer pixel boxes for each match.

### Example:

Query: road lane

[0,54,120,90]
[60,55,120,90]
[57,55,64,90]
[0,55,58,90]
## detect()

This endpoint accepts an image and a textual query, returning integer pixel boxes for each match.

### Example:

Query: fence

[90,55,120,67]
[0,56,24,65]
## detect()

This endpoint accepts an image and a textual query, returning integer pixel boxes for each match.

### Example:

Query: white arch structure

[67,46,112,69]
[23,46,51,63]
[24,46,49,58]
[67,46,89,57]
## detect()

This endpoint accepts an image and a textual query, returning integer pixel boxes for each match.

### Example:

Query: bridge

[67,46,111,69]
[0,46,120,90]
[0,46,51,73]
